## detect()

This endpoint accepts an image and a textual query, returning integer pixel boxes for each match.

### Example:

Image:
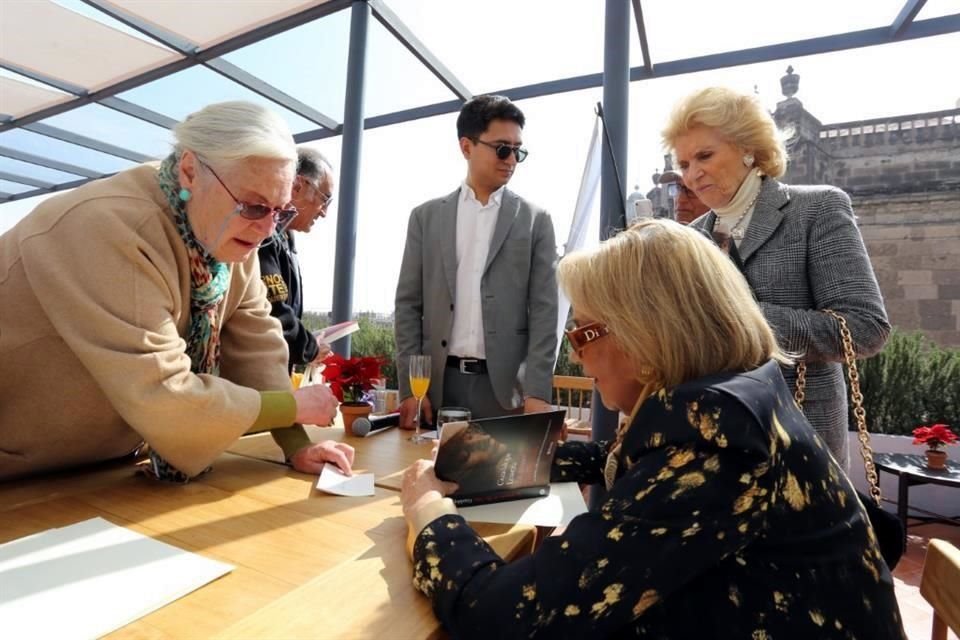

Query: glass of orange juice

[291,368,305,390]
[409,355,431,443]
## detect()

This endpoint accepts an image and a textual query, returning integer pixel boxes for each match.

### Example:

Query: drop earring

[742,154,755,167]
[178,188,192,202]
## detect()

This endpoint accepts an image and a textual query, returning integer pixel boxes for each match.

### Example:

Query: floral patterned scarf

[148,153,231,482]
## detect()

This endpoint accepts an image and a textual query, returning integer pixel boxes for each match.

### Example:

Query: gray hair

[296,146,334,182]
[173,101,296,169]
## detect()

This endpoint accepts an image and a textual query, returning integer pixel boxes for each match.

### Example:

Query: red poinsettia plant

[321,353,388,404]
[912,423,958,452]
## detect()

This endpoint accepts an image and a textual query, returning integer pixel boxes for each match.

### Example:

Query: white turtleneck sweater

[712,169,763,246]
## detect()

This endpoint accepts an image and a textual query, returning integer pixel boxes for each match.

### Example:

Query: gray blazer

[394,187,559,411]
[692,177,890,468]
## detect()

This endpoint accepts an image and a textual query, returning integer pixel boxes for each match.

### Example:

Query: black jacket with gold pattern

[412,360,905,639]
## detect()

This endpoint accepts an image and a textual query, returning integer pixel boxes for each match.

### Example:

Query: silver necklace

[719,189,761,241]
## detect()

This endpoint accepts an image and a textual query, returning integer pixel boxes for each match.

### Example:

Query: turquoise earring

[178,188,192,202]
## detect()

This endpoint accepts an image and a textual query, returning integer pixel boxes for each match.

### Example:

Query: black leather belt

[446,356,488,375]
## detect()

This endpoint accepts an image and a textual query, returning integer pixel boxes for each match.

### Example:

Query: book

[317,320,360,344]
[434,410,566,507]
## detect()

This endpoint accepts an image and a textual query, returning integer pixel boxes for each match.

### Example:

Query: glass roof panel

[222,8,351,124]
[0,0,180,92]
[0,75,72,120]
[642,0,905,64]
[0,129,136,174]
[104,0,322,49]
[0,180,36,194]
[362,15,461,117]
[39,104,173,158]
[50,0,175,46]
[0,156,90,183]
[116,66,318,134]
[385,0,605,96]
[916,0,960,20]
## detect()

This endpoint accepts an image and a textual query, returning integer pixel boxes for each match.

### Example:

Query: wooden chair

[552,375,594,440]
[920,538,960,640]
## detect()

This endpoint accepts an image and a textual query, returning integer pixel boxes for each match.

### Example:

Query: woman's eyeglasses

[564,320,610,352]
[199,160,299,230]
[472,139,529,163]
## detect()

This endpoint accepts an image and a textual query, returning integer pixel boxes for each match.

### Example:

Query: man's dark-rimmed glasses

[199,159,299,230]
[472,139,529,163]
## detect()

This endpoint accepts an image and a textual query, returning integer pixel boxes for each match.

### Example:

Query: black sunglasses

[199,159,299,230]
[472,138,529,163]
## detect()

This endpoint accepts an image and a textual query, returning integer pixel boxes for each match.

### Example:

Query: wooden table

[0,426,535,639]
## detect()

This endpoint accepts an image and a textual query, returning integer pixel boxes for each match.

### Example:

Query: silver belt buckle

[459,358,478,374]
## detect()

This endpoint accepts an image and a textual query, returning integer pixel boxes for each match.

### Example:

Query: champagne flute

[409,355,431,443]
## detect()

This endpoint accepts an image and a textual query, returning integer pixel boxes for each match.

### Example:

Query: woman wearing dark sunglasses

[0,101,353,482]
[401,219,904,638]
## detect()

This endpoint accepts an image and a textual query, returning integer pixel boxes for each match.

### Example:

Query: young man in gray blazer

[394,95,558,427]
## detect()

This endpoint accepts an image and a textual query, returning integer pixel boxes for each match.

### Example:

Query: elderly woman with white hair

[0,101,351,482]
[401,220,904,639]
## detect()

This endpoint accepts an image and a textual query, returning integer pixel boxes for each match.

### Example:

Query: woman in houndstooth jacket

[662,87,890,470]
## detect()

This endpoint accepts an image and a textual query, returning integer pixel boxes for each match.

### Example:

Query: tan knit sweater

[0,164,308,480]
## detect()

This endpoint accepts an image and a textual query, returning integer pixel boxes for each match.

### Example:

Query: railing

[817,108,960,144]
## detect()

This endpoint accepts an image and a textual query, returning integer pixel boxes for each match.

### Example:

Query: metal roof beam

[0,62,87,95]
[22,123,153,163]
[0,63,177,130]
[890,0,928,39]
[368,0,472,101]
[99,97,178,129]
[1,0,353,133]
[632,12,958,80]
[0,146,104,178]
[0,175,114,204]
[631,0,653,73]
[0,170,55,189]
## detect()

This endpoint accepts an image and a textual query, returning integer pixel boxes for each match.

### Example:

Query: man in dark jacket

[259,147,335,372]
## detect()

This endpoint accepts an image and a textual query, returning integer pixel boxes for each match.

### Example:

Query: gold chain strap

[793,310,881,507]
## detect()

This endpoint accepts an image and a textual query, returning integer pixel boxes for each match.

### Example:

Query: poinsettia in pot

[321,353,388,435]
[912,423,957,470]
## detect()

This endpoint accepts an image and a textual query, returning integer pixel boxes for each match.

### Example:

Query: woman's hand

[310,338,332,364]
[289,441,355,475]
[293,384,339,426]
[401,460,459,523]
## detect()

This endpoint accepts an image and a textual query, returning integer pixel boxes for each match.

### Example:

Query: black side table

[873,452,960,544]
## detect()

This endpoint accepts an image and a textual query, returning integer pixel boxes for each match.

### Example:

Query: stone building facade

[773,67,960,346]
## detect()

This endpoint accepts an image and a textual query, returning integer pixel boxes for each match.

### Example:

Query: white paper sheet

[0,517,233,640]
[316,463,375,496]
[458,482,588,528]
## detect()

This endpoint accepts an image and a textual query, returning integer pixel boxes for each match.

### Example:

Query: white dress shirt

[448,182,504,360]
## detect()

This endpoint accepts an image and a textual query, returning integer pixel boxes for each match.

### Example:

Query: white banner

[556,115,602,360]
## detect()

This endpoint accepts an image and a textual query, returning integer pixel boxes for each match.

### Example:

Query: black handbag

[795,310,904,570]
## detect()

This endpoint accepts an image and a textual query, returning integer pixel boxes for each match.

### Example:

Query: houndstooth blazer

[691,177,890,469]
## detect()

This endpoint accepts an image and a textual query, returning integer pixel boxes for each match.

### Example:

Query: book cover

[434,410,566,507]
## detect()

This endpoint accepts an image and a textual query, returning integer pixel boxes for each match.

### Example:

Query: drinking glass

[436,407,471,441]
[409,355,432,443]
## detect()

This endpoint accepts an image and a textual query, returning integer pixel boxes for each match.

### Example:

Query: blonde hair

[661,87,788,178]
[558,219,788,387]
[173,101,296,169]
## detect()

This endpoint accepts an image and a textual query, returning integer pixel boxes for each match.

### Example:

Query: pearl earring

[742,154,755,167]
[178,188,192,202]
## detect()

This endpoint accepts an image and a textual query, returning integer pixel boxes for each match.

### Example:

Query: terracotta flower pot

[340,402,372,436]
[926,449,947,470]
